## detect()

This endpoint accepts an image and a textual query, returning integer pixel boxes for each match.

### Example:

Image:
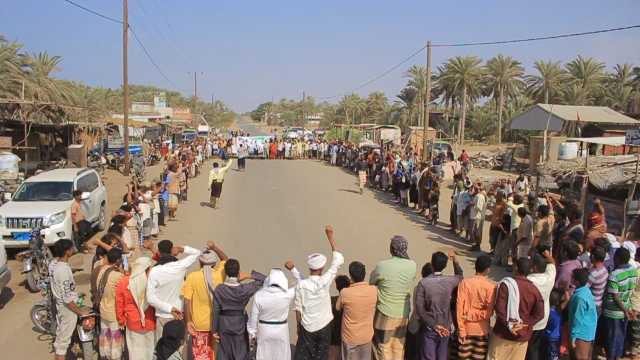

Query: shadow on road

[327,163,509,272]
[338,188,361,195]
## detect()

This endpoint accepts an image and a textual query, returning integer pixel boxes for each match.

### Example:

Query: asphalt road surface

[0,127,492,357]
[235,115,269,136]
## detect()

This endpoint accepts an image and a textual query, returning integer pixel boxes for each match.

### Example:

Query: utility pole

[122,0,130,175]
[302,90,306,124]
[21,80,28,174]
[422,41,432,162]
[189,72,202,126]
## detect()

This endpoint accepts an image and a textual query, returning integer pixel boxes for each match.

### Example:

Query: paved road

[0,128,495,356]
[235,115,269,136]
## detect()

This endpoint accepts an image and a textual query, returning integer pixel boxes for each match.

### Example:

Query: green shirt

[370,257,417,319]
[603,264,637,319]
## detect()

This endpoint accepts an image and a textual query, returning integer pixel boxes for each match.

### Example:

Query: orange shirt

[336,282,378,346]
[167,171,180,194]
[456,275,496,338]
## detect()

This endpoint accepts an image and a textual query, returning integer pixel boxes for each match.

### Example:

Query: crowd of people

[46,129,640,360]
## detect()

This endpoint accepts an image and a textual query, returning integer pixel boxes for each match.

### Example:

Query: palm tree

[406,65,427,126]
[437,56,484,144]
[610,63,634,87]
[365,91,388,124]
[563,84,592,107]
[484,55,524,144]
[0,37,26,99]
[338,94,363,124]
[603,64,635,112]
[396,87,418,127]
[352,95,367,124]
[525,60,567,104]
[565,56,605,104]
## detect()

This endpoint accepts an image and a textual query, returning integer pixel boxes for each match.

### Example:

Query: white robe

[247,269,301,360]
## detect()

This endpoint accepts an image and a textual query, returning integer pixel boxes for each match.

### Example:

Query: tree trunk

[498,86,504,144]
[544,88,549,104]
[460,86,467,145]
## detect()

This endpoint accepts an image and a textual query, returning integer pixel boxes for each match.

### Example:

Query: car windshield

[12,181,74,201]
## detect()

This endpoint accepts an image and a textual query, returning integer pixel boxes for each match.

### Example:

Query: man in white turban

[294,225,345,360]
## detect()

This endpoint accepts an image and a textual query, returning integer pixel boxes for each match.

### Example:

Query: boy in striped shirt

[602,247,637,360]
[588,246,608,314]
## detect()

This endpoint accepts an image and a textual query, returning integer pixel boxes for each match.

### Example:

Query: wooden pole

[123,0,130,175]
[21,80,28,175]
[623,154,640,236]
[422,41,432,162]
[579,147,589,227]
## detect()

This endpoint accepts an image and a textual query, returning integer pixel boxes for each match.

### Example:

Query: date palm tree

[406,65,427,126]
[565,56,605,104]
[366,91,388,124]
[604,63,635,112]
[0,37,26,99]
[525,60,568,104]
[484,55,524,144]
[396,87,418,127]
[353,95,367,124]
[437,56,484,144]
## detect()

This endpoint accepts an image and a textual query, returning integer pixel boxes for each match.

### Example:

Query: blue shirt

[569,285,598,342]
[161,173,170,201]
[545,307,562,341]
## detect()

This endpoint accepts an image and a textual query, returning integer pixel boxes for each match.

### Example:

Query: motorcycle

[31,277,97,359]
[132,155,146,183]
[88,152,106,176]
[17,226,53,293]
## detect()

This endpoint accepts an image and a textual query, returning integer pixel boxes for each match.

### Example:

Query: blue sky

[2,0,639,111]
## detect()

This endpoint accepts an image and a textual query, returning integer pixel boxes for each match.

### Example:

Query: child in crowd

[546,288,564,360]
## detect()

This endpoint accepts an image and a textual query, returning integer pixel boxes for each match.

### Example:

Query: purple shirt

[556,259,583,290]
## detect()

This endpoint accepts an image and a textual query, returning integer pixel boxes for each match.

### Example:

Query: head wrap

[155,320,186,360]
[623,241,638,267]
[307,253,327,270]
[266,268,289,291]
[199,250,218,266]
[390,235,409,259]
[605,233,621,249]
[127,256,153,326]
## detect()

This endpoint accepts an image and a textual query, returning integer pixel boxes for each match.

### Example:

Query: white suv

[0,168,108,248]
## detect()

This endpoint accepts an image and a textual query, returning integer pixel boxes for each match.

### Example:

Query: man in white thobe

[247,266,303,360]
[294,225,345,360]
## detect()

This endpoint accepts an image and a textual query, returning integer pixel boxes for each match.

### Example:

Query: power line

[319,45,427,100]
[61,0,179,89]
[321,24,640,100]
[62,0,122,24]
[132,0,198,71]
[433,24,640,47]
[129,27,178,88]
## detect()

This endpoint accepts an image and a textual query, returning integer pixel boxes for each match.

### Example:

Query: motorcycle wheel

[31,304,54,335]
[26,271,40,293]
[81,341,94,360]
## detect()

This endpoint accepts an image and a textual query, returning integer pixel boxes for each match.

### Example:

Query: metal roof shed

[509,104,640,131]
